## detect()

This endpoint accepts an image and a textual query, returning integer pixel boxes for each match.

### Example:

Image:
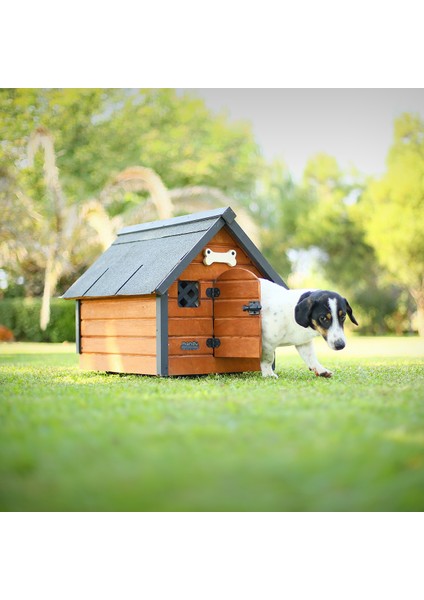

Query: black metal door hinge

[207,337,221,348]
[206,287,220,298]
[242,301,262,315]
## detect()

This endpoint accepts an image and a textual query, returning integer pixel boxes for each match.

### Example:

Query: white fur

[327,297,346,351]
[259,279,334,378]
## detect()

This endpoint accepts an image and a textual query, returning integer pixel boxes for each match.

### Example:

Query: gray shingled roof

[62,206,287,299]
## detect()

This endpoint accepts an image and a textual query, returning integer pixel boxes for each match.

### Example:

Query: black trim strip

[76,300,82,354]
[156,293,169,376]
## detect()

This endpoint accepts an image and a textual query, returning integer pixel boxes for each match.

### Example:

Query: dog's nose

[334,340,345,351]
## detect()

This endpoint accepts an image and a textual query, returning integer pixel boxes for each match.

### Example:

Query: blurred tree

[19,128,117,329]
[0,88,260,203]
[101,89,261,196]
[0,88,113,200]
[297,154,373,288]
[0,88,261,326]
[0,161,38,277]
[254,160,313,278]
[283,153,410,333]
[100,166,260,245]
[360,113,424,335]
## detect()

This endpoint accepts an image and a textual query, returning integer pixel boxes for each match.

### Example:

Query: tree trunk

[40,252,61,331]
[28,128,67,332]
[411,288,424,337]
[416,301,424,337]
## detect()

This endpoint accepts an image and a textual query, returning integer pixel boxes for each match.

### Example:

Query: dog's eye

[319,315,328,323]
[340,314,346,322]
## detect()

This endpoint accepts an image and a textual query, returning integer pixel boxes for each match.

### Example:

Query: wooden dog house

[62,207,287,376]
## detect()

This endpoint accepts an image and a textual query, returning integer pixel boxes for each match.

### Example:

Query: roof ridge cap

[117,206,235,237]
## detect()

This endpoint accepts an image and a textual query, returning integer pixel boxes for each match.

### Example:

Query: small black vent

[178,281,200,308]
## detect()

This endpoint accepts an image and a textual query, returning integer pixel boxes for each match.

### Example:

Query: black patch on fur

[294,291,315,328]
[345,298,359,326]
[295,290,359,330]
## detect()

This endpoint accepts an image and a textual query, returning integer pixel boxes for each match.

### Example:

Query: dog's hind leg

[295,341,332,378]
[261,345,278,378]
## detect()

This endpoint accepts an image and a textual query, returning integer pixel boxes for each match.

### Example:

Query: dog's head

[294,290,358,350]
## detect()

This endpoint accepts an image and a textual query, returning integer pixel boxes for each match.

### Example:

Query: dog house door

[212,268,262,358]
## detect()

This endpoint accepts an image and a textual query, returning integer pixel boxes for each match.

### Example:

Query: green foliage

[0,298,75,342]
[360,113,424,291]
[359,113,424,335]
[352,285,414,335]
[2,90,423,336]
[0,340,423,510]
[0,89,260,204]
[0,88,262,319]
[103,89,262,196]
[255,160,312,277]
[255,155,408,334]
[296,154,373,287]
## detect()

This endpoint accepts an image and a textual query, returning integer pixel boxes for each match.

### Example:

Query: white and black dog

[259,279,358,378]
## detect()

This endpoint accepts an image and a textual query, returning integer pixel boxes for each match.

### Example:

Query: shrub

[0,298,76,342]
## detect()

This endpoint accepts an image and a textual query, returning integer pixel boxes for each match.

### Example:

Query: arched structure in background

[101,166,260,246]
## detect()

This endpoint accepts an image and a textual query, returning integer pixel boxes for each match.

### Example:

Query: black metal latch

[206,287,220,298]
[207,337,221,348]
[242,301,262,315]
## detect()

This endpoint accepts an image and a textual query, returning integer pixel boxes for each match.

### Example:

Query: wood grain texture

[215,268,260,281]
[210,229,239,245]
[168,318,212,336]
[81,318,156,337]
[168,300,213,318]
[215,280,259,298]
[81,336,156,356]
[178,263,231,281]
[80,353,157,375]
[214,336,261,358]
[80,297,156,320]
[214,318,260,337]
[168,356,261,376]
[178,261,262,282]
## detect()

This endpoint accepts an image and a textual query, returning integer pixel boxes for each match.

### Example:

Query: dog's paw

[310,368,333,378]
[262,371,279,379]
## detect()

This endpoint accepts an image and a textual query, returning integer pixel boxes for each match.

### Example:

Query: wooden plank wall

[213,269,262,359]
[168,228,261,376]
[79,296,157,374]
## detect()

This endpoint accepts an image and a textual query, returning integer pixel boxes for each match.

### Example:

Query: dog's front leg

[295,341,333,378]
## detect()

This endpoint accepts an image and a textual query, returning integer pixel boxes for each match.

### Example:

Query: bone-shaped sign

[203,248,237,267]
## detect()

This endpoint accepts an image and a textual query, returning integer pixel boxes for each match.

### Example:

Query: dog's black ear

[295,291,315,328]
[345,299,359,326]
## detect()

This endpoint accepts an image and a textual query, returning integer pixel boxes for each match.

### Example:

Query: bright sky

[186,89,424,180]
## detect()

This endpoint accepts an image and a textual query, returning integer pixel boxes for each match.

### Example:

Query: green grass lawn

[1,337,423,511]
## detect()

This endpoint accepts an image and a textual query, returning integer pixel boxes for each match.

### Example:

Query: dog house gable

[62,207,287,376]
[164,225,284,376]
